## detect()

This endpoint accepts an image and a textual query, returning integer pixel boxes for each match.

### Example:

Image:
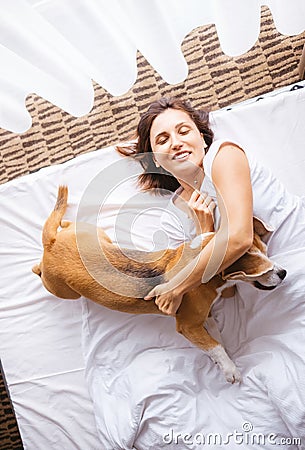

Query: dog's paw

[223,364,242,384]
[208,344,242,384]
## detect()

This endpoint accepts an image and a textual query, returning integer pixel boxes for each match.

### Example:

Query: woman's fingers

[187,190,215,234]
[189,191,215,212]
[155,294,182,316]
[197,196,216,212]
[189,191,202,208]
[144,287,156,300]
[144,283,183,315]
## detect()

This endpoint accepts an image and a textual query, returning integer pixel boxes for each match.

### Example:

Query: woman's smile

[172,150,192,161]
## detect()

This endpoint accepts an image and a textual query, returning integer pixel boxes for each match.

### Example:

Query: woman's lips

[172,151,191,161]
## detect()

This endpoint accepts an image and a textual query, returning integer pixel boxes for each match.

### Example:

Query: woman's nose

[171,133,183,149]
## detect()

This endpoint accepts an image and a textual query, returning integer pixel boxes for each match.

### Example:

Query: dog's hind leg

[41,274,81,300]
[176,316,241,383]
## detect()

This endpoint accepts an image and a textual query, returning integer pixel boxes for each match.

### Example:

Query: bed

[1,82,305,449]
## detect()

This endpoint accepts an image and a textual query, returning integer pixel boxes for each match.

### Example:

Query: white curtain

[0,0,304,133]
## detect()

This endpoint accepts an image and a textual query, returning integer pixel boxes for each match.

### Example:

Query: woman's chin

[166,159,202,181]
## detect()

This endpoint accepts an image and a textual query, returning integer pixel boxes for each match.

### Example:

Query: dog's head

[222,218,286,290]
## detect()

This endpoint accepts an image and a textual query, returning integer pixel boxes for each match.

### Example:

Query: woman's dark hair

[117,97,214,194]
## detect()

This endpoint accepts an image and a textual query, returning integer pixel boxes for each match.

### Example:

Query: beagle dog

[33,186,286,383]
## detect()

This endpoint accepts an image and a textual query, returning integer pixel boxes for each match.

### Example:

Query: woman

[118,96,304,316]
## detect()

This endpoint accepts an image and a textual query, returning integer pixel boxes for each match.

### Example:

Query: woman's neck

[177,167,204,197]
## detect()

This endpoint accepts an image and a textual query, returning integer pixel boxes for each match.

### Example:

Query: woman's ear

[201,133,207,149]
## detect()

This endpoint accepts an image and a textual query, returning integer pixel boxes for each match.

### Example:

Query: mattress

[1,82,305,449]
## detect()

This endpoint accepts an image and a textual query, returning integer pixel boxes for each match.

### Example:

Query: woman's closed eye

[179,126,191,135]
[155,126,191,145]
[156,135,168,145]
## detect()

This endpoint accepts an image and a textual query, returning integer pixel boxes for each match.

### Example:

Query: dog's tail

[42,185,68,249]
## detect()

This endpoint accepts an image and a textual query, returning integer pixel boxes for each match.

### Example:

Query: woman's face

[149,108,206,180]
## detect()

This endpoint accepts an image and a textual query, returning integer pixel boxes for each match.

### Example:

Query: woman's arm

[144,143,253,315]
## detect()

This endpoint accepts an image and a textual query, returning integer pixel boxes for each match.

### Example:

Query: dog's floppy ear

[253,217,273,241]
[222,255,274,281]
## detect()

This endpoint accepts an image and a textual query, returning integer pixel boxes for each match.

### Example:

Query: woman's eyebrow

[175,121,189,129]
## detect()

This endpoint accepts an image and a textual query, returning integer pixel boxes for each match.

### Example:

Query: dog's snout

[278,269,287,280]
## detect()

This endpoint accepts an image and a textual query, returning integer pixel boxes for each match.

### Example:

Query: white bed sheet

[0,82,304,449]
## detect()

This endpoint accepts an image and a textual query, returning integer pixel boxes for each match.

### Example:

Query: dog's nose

[278,269,287,280]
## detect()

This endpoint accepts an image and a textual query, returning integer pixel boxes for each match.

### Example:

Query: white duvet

[1,83,305,449]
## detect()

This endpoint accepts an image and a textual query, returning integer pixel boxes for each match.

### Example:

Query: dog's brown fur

[33,186,286,382]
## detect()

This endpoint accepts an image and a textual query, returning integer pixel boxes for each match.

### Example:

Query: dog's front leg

[207,344,241,384]
[175,286,241,384]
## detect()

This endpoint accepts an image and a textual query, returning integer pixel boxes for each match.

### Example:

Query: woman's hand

[144,282,184,316]
[187,190,215,235]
